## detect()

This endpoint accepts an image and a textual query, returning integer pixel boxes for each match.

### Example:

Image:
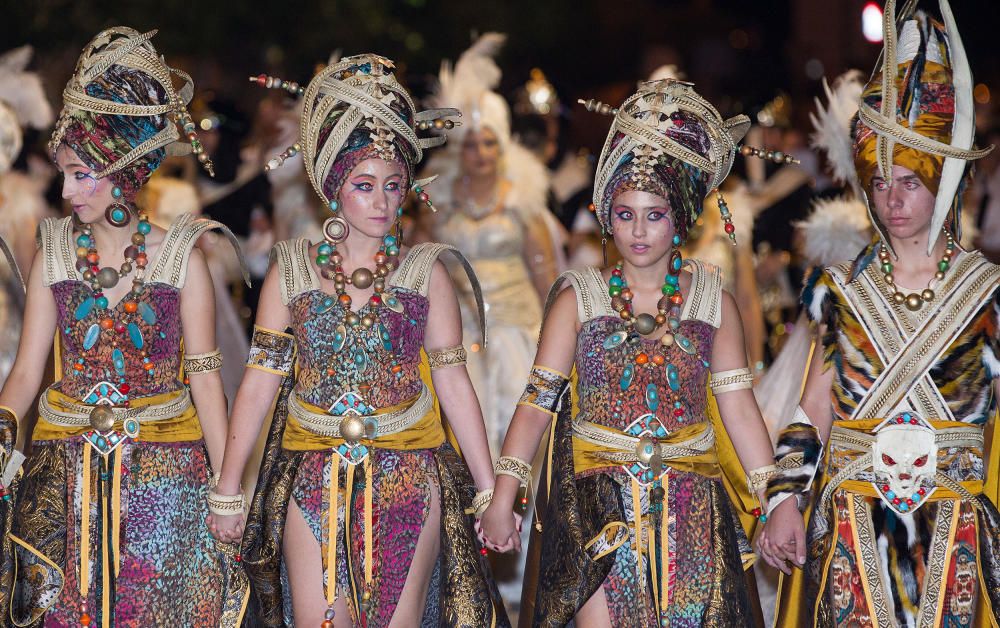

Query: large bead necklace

[877,232,955,311]
[314,234,400,328]
[72,213,159,430]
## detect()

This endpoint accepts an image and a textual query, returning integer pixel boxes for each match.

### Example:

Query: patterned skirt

[9,437,223,627]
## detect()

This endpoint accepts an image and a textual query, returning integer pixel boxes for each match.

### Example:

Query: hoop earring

[322,199,349,244]
[105,202,132,228]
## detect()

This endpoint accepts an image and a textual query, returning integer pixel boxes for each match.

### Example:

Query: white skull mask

[872,423,937,504]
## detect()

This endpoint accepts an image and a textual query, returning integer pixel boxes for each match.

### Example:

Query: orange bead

[391,364,403,374]
[322,621,334,628]
[81,614,92,626]
[621,288,632,300]
[327,368,335,376]
[144,363,155,371]
[670,294,684,306]
[635,353,649,365]
[100,318,115,330]
[123,301,138,313]
[73,363,85,371]
[338,294,352,306]
[619,310,631,320]
[652,354,665,366]
[86,253,99,264]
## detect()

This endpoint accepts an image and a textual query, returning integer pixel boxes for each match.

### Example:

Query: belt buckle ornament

[82,381,139,457]
[871,410,937,514]
[330,391,378,465]
[623,413,669,485]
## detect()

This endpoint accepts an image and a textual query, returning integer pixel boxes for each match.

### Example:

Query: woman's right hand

[207,512,246,545]
[480,501,521,554]
[756,497,806,574]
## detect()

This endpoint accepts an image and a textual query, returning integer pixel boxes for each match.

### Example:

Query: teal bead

[672,234,681,246]
[329,200,339,211]
[112,186,122,198]
[383,235,398,247]
[386,245,399,256]
[317,242,333,255]
[111,208,127,223]
[77,235,92,248]
[95,296,109,309]
[609,275,624,287]
[137,221,151,235]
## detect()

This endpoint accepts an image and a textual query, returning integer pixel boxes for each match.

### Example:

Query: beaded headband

[49,27,214,178]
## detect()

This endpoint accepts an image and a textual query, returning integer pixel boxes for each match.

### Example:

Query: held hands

[756,498,807,575]
[207,511,245,545]
[479,502,523,554]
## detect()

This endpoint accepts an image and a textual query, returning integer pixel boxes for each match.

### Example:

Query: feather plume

[809,70,863,194]
[0,46,54,129]
[796,196,871,267]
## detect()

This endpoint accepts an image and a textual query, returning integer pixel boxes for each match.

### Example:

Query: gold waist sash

[282,385,443,452]
[572,419,719,478]
[34,387,201,442]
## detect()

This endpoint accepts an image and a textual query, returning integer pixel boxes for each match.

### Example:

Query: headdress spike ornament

[49,27,215,178]
[855,0,994,255]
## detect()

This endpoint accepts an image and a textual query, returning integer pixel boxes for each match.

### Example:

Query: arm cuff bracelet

[427,345,467,370]
[746,464,778,494]
[207,490,245,516]
[465,488,494,518]
[246,325,295,376]
[184,348,223,375]
[517,365,570,415]
[710,367,754,394]
[495,455,532,486]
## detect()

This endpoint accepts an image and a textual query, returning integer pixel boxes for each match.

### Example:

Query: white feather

[430,33,510,144]
[809,70,864,193]
[797,196,872,267]
[0,46,54,130]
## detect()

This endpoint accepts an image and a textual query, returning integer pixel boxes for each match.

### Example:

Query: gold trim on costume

[746,464,778,495]
[427,345,467,370]
[183,348,222,375]
[517,365,570,416]
[466,488,494,518]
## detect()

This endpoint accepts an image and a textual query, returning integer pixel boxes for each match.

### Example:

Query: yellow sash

[32,387,202,442]
[572,420,721,478]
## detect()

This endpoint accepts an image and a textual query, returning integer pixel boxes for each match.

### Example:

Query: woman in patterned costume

[480,79,779,626]
[759,2,1000,626]
[208,55,511,627]
[0,27,246,626]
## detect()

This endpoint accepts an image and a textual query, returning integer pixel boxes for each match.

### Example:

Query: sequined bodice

[289,287,429,410]
[53,281,183,400]
[575,316,715,433]
[436,209,525,260]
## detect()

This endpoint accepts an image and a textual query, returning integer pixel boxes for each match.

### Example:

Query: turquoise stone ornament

[127,322,144,349]
[95,296,109,310]
[675,334,696,355]
[333,325,347,352]
[379,324,392,351]
[603,331,628,350]
[645,383,660,412]
[619,365,634,391]
[137,302,157,325]
[316,295,337,315]
[83,323,101,350]
[75,297,96,321]
[666,363,680,391]
[112,348,126,376]
[383,293,404,314]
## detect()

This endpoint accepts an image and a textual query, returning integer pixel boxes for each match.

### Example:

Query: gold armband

[427,344,467,370]
[0,405,18,425]
[246,325,295,376]
[709,367,754,394]
[495,456,532,486]
[746,464,778,494]
[517,365,570,415]
[465,488,494,518]
[184,348,223,375]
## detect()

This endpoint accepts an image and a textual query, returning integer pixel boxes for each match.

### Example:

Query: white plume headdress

[797,196,872,267]
[0,46,54,173]
[431,33,511,149]
[809,70,863,196]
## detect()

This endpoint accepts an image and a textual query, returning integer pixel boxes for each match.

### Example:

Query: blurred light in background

[862,2,884,43]
[974,83,991,104]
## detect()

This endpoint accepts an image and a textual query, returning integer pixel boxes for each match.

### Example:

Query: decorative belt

[288,384,432,440]
[822,411,984,515]
[573,417,716,485]
[38,385,192,427]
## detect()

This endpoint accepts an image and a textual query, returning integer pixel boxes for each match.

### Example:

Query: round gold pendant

[904,293,923,311]
[339,415,365,442]
[89,405,115,431]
